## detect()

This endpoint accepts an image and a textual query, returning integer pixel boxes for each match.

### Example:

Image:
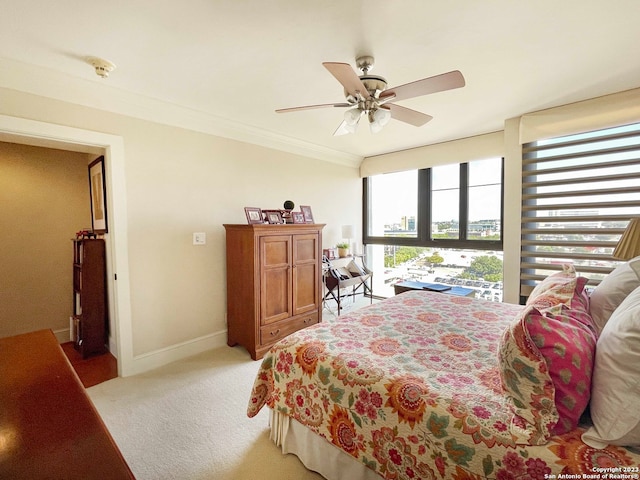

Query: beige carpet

[88,345,325,480]
[88,298,375,480]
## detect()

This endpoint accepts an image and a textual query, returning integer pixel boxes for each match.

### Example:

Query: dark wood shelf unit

[73,238,108,358]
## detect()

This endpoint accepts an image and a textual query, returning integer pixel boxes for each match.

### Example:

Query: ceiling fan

[276,56,465,135]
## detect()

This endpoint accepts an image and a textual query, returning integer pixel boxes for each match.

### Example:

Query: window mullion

[459,163,468,240]
[417,168,430,242]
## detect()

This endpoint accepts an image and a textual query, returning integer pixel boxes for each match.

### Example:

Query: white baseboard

[126,329,229,376]
[52,328,71,344]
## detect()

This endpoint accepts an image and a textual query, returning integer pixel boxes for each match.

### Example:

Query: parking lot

[373,249,504,301]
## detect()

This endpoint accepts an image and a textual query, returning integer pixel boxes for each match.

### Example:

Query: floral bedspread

[248,291,640,479]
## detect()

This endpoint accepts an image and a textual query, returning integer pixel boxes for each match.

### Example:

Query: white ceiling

[1,1,639,165]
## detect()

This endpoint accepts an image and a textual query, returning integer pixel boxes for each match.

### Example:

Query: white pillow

[582,285,640,449]
[589,256,640,335]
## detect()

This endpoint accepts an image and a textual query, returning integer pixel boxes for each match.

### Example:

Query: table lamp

[341,224,355,254]
[612,218,640,260]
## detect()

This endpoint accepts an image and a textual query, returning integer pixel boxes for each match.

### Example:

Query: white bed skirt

[269,409,383,480]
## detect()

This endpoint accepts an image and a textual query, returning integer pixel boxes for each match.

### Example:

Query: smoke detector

[86,56,116,78]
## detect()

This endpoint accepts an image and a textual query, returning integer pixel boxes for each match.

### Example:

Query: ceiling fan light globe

[344,109,362,126]
[345,122,358,134]
[369,121,384,134]
[373,108,391,127]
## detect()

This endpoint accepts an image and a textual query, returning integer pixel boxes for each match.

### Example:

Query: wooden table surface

[0,329,135,479]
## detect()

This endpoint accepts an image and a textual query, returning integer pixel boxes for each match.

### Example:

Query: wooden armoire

[223,223,324,360]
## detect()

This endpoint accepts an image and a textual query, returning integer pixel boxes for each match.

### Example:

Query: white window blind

[520,123,640,297]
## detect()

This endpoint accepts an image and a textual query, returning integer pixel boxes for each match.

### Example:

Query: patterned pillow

[527,264,580,315]
[498,305,558,445]
[499,277,596,443]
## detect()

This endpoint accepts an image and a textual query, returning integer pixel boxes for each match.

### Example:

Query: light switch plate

[193,232,206,245]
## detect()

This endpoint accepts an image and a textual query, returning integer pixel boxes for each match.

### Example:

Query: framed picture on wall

[88,156,108,233]
[300,205,314,223]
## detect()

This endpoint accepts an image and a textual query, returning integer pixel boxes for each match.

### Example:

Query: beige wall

[0,142,92,338]
[0,88,362,363]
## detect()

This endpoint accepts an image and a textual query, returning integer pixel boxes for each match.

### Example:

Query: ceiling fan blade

[383,104,433,127]
[323,62,371,100]
[380,70,465,102]
[276,102,350,113]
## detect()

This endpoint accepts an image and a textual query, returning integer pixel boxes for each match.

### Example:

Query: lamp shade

[341,224,355,239]
[612,218,640,260]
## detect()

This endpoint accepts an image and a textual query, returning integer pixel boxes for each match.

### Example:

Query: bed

[248,262,640,479]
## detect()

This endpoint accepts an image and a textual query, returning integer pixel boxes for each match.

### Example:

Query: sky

[369,157,502,229]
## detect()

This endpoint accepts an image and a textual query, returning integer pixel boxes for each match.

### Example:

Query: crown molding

[0,57,362,168]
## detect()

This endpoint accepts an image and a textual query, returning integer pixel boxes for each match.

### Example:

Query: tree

[462,256,503,282]
[426,252,444,265]
[384,246,422,267]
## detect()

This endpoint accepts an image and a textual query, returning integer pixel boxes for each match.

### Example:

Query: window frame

[363,159,504,251]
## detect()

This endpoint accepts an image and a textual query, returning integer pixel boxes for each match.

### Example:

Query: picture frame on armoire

[300,205,314,223]
[291,211,305,224]
[244,207,264,224]
[266,211,284,224]
[88,156,108,234]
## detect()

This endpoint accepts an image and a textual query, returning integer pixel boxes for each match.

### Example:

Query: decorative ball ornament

[283,200,295,210]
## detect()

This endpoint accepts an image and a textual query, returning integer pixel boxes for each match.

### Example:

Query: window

[364,158,503,248]
[431,164,460,239]
[468,158,502,241]
[520,122,640,297]
[367,170,418,238]
[363,157,504,298]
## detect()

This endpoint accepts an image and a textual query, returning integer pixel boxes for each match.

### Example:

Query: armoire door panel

[292,234,319,315]
[293,263,318,314]
[262,235,290,267]
[293,235,317,264]
[262,269,290,324]
[260,235,292,324]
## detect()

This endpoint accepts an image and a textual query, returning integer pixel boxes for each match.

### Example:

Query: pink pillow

[527,286,596,435]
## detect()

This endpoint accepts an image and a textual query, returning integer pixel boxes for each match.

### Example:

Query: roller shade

[359,131,504,178]
[519,88,640,145]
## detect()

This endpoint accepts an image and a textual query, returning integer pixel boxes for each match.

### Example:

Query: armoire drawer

[260,312,319,346]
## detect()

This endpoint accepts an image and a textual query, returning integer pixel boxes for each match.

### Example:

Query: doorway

[0,114,133,376]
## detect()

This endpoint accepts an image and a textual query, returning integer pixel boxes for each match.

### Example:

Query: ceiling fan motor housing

[344,75,388,103]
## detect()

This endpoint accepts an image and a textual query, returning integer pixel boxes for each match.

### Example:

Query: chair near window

[323,255,373,315]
